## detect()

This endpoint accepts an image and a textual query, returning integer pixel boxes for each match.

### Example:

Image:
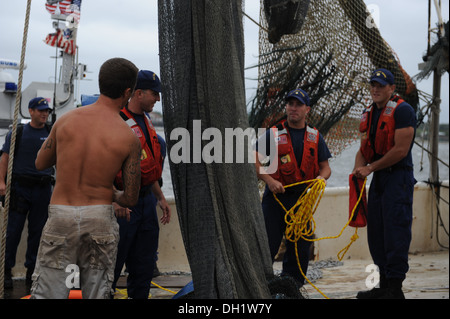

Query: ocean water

[159,126,449,199]
[327,139,449,188]
[2,128,446,200]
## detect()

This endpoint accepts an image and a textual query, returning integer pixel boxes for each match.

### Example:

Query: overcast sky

[1,0,448,123]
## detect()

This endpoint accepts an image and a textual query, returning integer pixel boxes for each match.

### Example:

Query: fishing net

[249,0,420,157]
[415,21,449,82]
[158,0,273,299]
[263,0,311,44]
[157,0,425,299]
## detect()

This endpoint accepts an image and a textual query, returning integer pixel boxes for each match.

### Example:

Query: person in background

[112,70,171,299]
[30,58,141,299]
[0,97,54,290]
[353,68,416,299]
[255,89,331,289]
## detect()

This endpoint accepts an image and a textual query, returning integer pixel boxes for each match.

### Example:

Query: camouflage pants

[30,205,119,299]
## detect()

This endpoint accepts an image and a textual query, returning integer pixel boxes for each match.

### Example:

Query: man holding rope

[255,89,331,289]
[353,69,416,299]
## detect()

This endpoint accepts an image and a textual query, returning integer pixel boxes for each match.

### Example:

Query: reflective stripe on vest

[115,108,163,188]
[359,96,404,163]
[269,122,320,186]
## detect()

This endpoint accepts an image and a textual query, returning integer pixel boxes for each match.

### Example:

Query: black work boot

[356,274,387,299]
[378,279,405,299]
[4,268,13,289]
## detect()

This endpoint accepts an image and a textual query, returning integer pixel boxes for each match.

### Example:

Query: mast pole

[429,0,444,187]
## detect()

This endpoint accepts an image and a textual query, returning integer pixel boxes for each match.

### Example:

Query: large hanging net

[249,0,420,157]
[158,0,273,299]
[157,0,428,299]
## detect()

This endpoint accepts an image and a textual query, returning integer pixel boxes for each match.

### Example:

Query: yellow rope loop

[275,179,326,245]
[274,179,330,298]
[273,178,367,299]
[337,228,359,261]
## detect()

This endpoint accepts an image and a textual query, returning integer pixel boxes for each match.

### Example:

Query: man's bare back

[36,98,141,207]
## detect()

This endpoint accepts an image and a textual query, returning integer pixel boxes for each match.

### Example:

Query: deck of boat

[4,250,447,300]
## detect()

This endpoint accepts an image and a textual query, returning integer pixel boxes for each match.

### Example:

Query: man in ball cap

[28,97,53,111]
[135,69,162,92]
[353,68,417,299]
[254,88,331,291]
[112,70,171,299]
[370,68,395,86]
[0,97,54,290]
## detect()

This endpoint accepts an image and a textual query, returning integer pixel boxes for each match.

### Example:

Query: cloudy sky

[1,0,448,123]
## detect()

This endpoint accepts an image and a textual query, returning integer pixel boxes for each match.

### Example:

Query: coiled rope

[273,177,367,299]
[0,0,32,300]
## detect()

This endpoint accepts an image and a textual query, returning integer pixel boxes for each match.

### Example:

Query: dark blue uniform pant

[5,182,51,270]
[262,185,312,286]
[113,190,159,299]
[367,169,415,281]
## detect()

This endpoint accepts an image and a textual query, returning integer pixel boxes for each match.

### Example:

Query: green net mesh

[158,0,273,299]
[157,0,431,299]
[249,0,420,157]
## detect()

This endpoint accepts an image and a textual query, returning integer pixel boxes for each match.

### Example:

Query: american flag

[44,28,76,55]
[45,0,71,15]
[45,0,82,22]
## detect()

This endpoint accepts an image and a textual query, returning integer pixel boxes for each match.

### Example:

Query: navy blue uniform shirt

[2,124,54,176]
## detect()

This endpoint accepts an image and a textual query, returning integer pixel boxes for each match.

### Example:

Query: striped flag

[45,0,72,15]
[69,0,82,22]
[44,28,76,55]
[45,0,82,23]
[44,0,82,55]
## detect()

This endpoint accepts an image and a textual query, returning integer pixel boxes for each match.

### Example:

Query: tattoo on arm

[43,137,54,150]
[119,139,141,206]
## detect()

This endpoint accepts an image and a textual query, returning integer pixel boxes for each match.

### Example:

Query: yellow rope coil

[273,178,367,299]
[115,178,367,300]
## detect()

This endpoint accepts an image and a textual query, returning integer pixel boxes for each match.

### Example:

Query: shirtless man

[30,58,141,299]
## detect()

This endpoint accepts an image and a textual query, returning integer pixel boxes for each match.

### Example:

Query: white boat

[0,1,85,129]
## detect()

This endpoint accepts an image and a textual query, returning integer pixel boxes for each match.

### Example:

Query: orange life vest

[359,96,404,163]
[269,121,320,186]
[115,108,163,189]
